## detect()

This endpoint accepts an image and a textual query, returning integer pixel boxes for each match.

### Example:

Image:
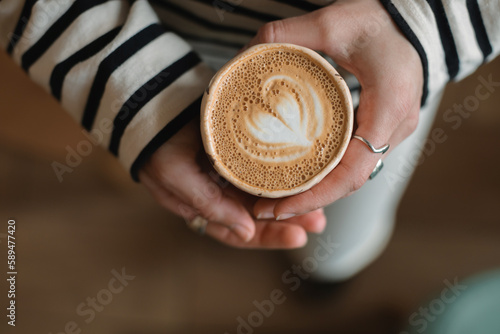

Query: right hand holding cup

[251,0,424,219]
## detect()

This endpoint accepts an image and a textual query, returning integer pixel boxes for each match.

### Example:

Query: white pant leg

[288,92,444,282]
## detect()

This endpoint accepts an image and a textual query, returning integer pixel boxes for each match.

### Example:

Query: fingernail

[231,224,253,242]
[257,212,275,220]
[276,213,296,221]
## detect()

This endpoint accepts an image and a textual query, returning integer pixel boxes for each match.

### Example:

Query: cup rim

[201,43,354,198]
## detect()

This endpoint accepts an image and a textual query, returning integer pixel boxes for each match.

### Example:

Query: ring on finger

[187,216,208,235]
[369,159,384,180]
[353,135,390,180]
[353,135,390,154]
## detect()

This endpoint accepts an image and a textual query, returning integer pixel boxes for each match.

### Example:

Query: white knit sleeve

[0,0,214,181]
[380,0,500,105]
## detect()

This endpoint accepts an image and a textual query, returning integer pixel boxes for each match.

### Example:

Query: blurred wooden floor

[1,51,499,334]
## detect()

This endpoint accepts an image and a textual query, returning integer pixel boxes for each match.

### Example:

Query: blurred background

[1,50,499,334]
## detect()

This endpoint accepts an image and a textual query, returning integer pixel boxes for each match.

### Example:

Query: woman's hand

[251,0,424,220]
[139,119,326,249]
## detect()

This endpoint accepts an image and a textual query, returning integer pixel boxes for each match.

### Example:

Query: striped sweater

[1,0,498,180]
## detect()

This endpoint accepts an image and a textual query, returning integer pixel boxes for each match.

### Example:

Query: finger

[144,172,326,246]
[224,180,326,233]
[247,4,377,60]
[253,138,378,219]
[386,110,421,156]
[288,208,326,234]
[249,2,422,218]
[206,221,305,249]
[140,171,198,219]
[256,208,326,233]
[248,9,330,51]
[142,171,260,242]
[152,162,256,242]
[205,209,326,249]
[254,75,419,219]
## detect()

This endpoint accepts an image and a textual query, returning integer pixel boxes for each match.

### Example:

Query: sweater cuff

[380,0,436,106]
[380,0,500,107]
[129,95,203,182]
[1,0,215,182]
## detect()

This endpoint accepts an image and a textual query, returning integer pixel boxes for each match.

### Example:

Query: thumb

[248,9,332,51]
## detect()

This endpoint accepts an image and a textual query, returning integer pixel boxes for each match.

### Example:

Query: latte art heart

[242,75,324,162]
[202,44,353,198]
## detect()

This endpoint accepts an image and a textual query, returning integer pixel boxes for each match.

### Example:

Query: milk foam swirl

[242,75,325,162]
[202,44,352,197]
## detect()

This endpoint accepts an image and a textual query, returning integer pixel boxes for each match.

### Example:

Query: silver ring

[353,135,390,154]
[353,135,389,180]
[187,216,208,235]
[370,159,384,180]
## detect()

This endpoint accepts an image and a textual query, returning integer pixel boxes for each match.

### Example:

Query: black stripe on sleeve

[271,0,322,12]
[466,0,493,61]
[161,22,246,49]
[380,0,429,106]
[149,0,255,36]
[426,0,460,80]
[21,0,108,72]
[81,23,167,131]
[193,0,282,22]
[109,51,201,156]
[7,0,37,55]
[130,96,202,182]
[50,26,122,101]
[182,34,246,49]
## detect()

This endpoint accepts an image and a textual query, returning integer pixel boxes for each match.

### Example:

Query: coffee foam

[202,44,352,197]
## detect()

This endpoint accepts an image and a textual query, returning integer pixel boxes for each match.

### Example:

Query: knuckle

[191,183,223,221]
[338,162,366,194]
[257,21,281,43]
[395,97,420,136]
[177,203,197,220]
[155,164,176,187]
[315,9,334,42]
[303,188,323,212]
[350,174,367,193]
[393,92,413,120]
[200,209,218,223]
[405,109,420,134]
[197,203,220,222]
[389,79,421,135]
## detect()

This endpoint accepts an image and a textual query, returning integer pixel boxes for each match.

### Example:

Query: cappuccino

[201,44,353,198]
